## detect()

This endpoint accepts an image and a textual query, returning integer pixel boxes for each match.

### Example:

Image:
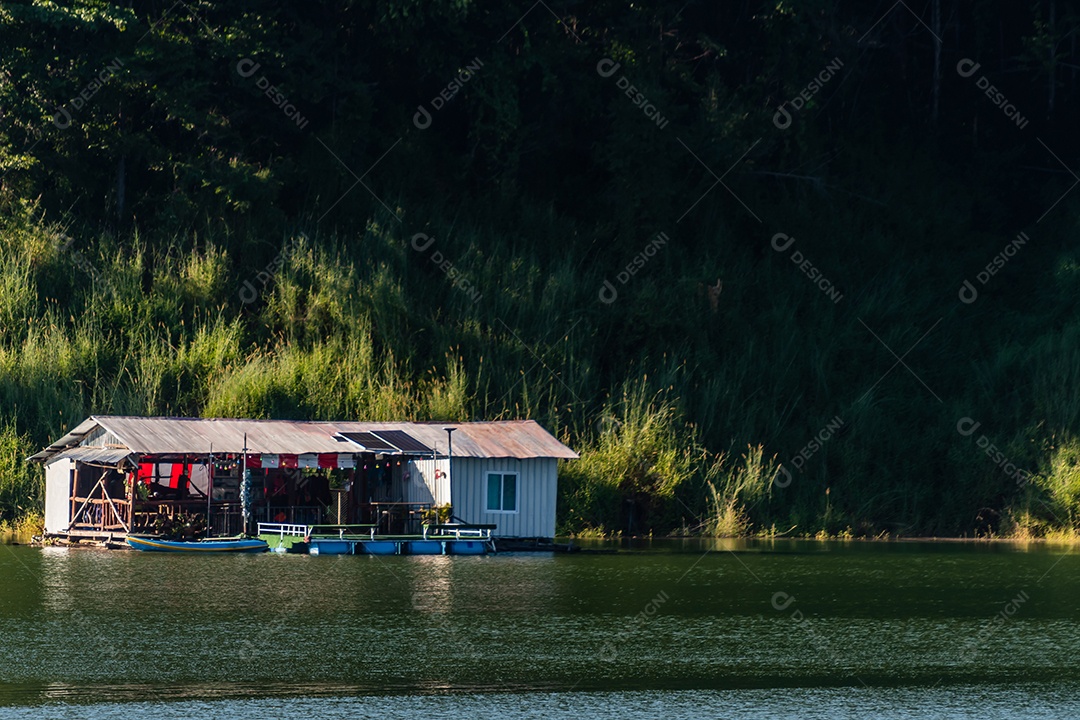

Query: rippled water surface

[1,539,1077,718]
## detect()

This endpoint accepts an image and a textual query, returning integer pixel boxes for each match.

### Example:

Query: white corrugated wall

[405,456,451,505]
[44,459,74,535]
[449,457,557,538]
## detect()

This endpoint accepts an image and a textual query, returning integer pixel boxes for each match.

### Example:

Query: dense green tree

[2,1,1080,536]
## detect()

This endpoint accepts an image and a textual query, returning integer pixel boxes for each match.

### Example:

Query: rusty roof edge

[30,416,580,461]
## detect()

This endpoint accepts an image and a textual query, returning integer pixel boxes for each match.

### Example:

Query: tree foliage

[2,2,1080,536]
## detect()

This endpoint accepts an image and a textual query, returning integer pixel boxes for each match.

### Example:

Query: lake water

[0,539,1077,718]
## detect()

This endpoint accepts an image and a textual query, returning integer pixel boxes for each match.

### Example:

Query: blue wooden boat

[127,536,268,553]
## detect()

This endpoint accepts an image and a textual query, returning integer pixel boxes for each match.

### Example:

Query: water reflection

[0,542,1077,710]
[4,685,1080,720]
[409,556,454,614]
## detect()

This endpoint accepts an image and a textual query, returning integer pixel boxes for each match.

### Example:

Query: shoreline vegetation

[3,187,1080,543]
[3,4,1080,541]
[566,529,1080,543]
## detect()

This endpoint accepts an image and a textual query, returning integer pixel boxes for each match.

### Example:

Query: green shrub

[558,380,698,534]
[0,421,38,523]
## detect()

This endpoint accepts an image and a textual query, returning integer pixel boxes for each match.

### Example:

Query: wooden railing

[69,496,130,533]
[67,490,329,536]
[366,501,433,534]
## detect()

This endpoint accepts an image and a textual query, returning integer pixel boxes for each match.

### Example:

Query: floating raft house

[29,416,578,547]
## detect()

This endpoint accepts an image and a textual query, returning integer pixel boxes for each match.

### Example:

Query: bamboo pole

[99,482,130,533]
[67,476,104,531]
[207,445,214,537]
[242,433,249,537]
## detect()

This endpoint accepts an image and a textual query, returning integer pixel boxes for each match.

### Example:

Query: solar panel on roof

[371,430,433,454]
[337,431,397,452]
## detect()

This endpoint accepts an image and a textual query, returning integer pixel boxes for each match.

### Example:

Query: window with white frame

[486,472,518,512]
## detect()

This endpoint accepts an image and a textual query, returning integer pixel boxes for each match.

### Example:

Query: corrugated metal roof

[30,416,579,462]
[51,446,136,466]
[333,420,579,460]
[95,416,347,455]
[27,417,102,462]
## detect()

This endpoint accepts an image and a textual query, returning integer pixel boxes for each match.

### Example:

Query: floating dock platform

[257,523,497,556]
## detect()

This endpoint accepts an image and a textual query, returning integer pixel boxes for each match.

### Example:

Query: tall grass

[1,169,1080,537]
[557,380,699,535]
[705,446,779,537]
[0,420,38,524]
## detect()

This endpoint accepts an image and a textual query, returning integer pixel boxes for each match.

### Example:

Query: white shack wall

[450,457,557,538]
[404,457,451,505]
[44,459,74,535]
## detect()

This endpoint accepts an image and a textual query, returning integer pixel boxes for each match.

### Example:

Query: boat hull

[126,536,268,553]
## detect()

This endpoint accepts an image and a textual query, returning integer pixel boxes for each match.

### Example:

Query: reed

[2,177,1080,537]
[0,420,39,524]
